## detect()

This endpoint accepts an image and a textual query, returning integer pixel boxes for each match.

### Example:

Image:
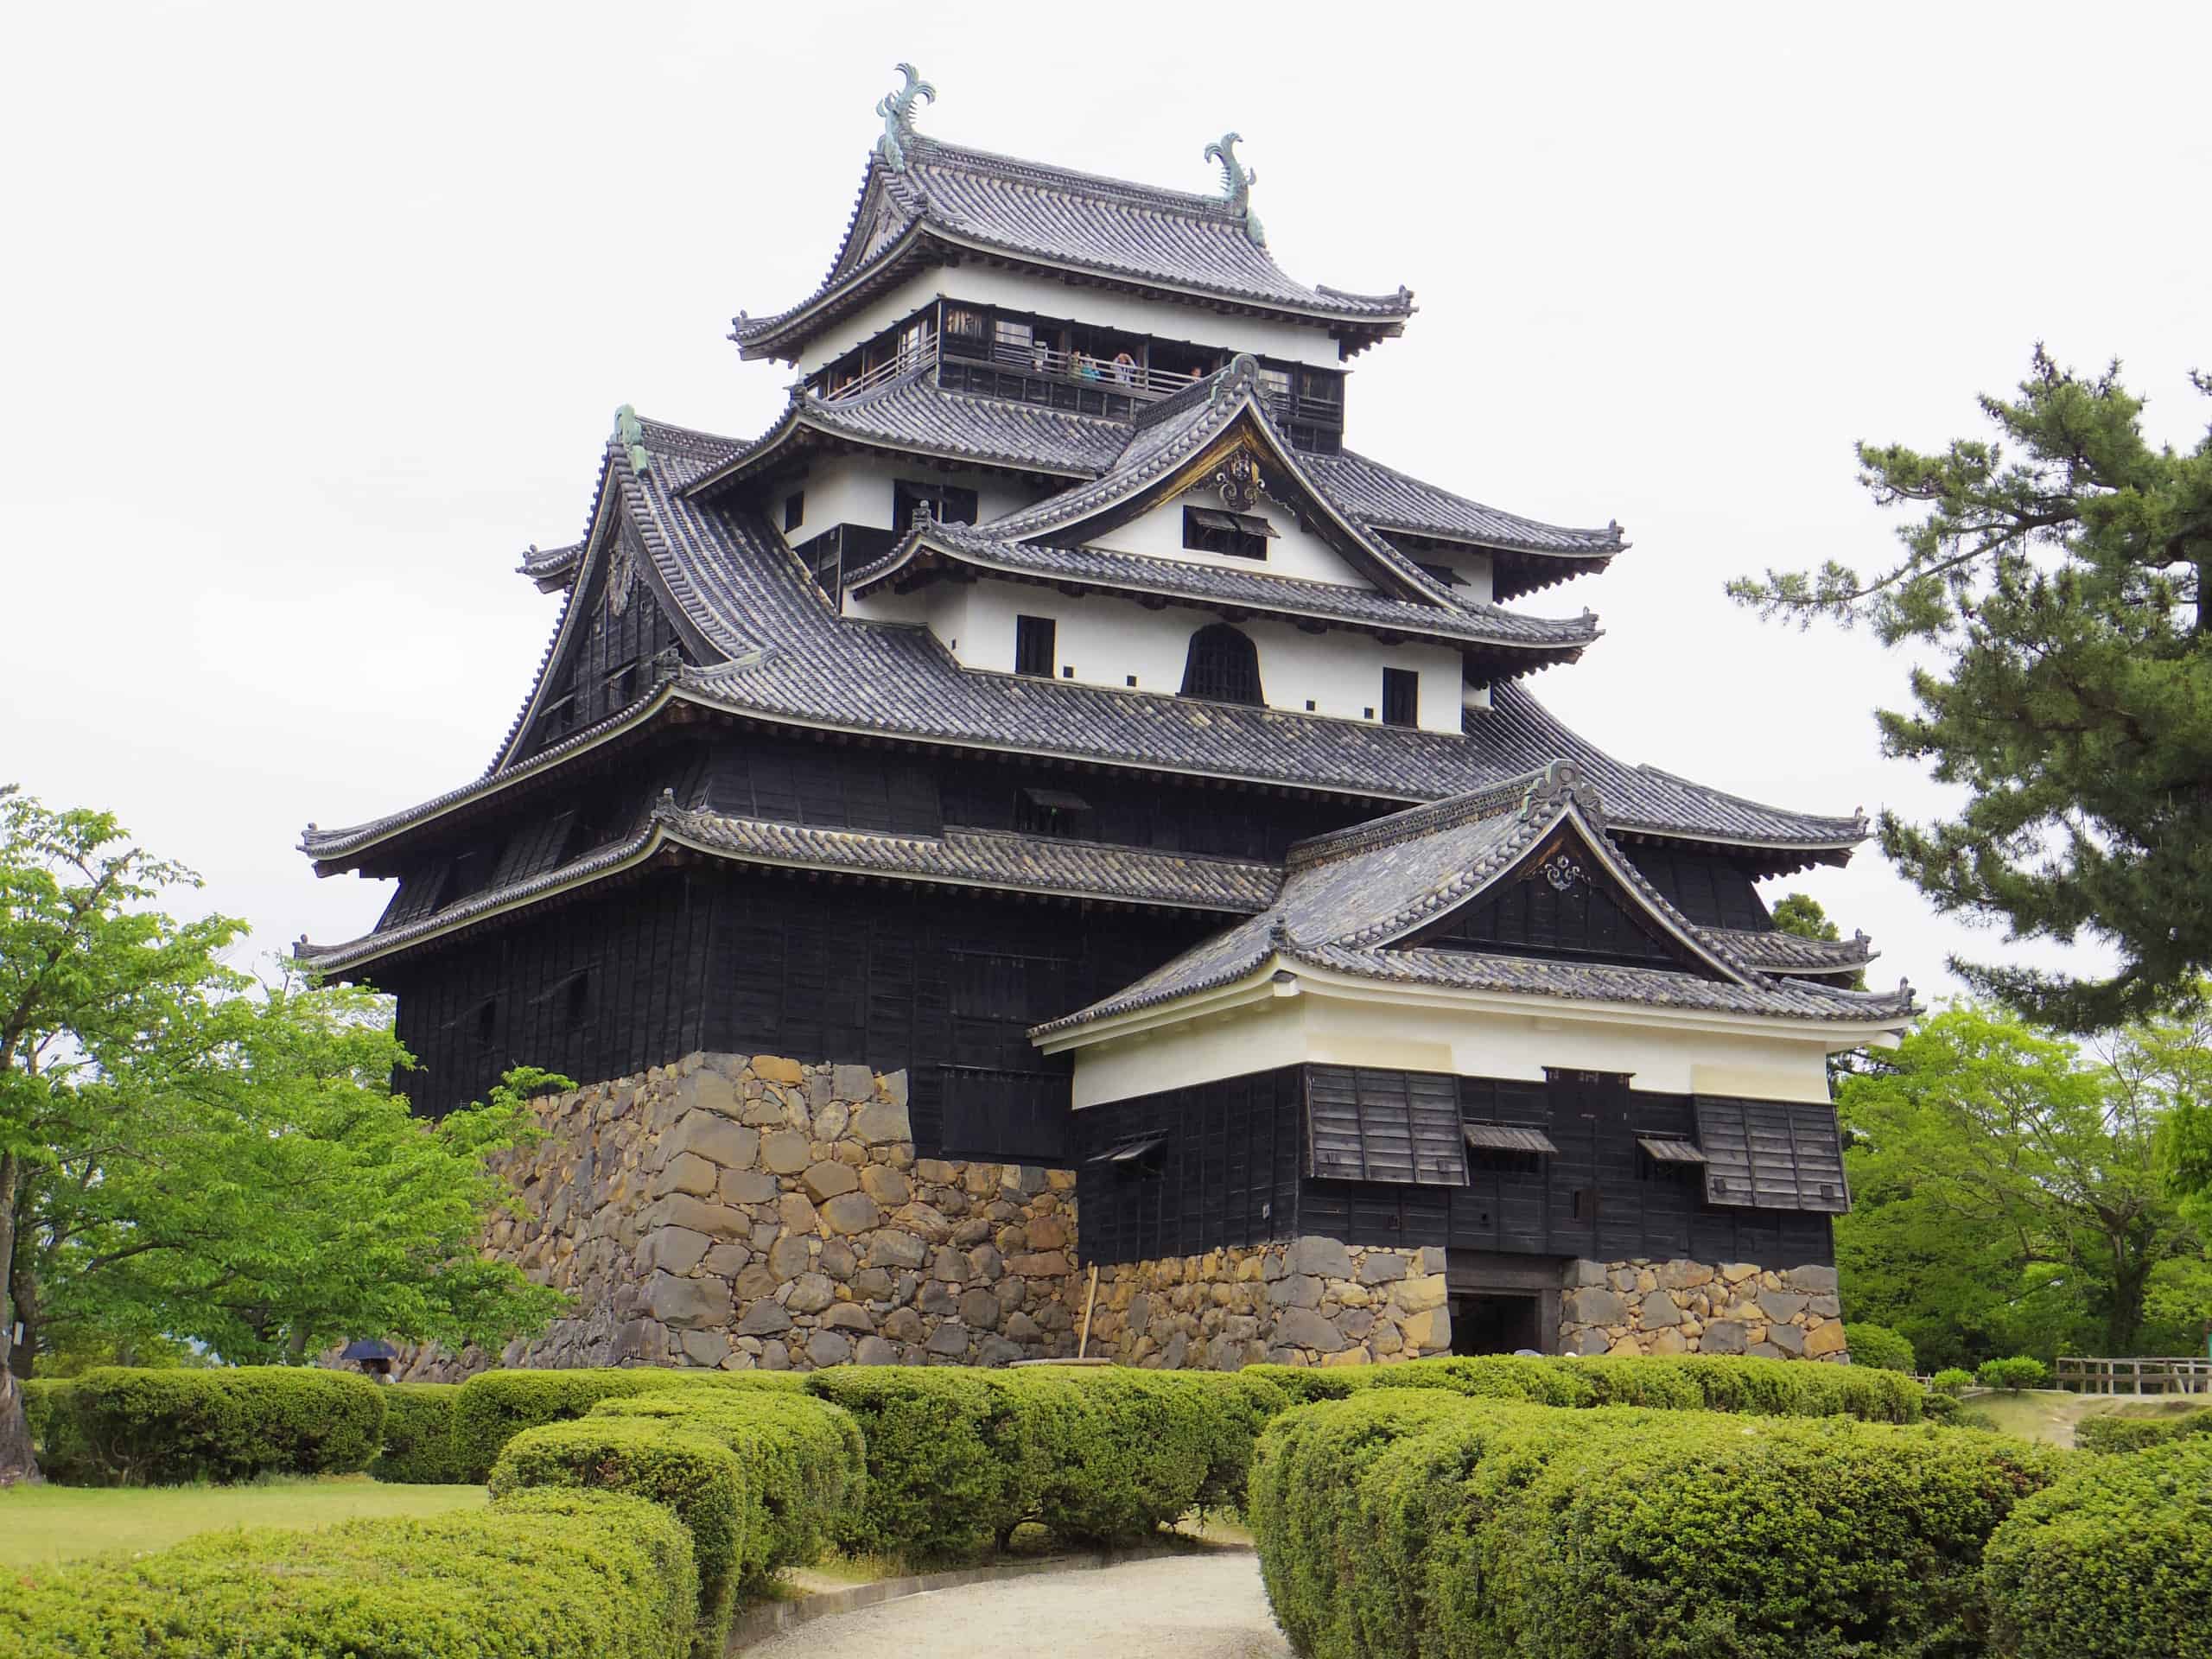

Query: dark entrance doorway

[1452,1293,1541,1356]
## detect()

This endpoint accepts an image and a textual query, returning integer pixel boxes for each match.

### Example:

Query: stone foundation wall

[397,1052,1083,1378]
[1558,1258,1845,1360]
[1087,1236,1454,1370]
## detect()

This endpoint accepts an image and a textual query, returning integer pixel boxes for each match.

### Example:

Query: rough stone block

[680,1329,730,1368]
[1639,1291,1686,1328]
[701,1242,751,1278]
[683,1071,741,1119]
[767,1236,812,1280]
[867,1230,927,1270]
[753,1056,804,1085]
[1273,1307,1350,1353]
[653,1153,720,1199]
[855,1336,898,1365]
[786,1272,836,1314]
[1287,1236,1354,1280]
[1392,1274,1448,1314]
[1788,1265,1840,1295]
[1357,1254,1408,1285]
[758,1340,791,1371]
[832,1063,875,1103]
[803,1160,860,1202]
[641,1195,747,1240]
[805,1331,852,1368]
[850,1267,892,1300]
[1400,1306,1451,1353]
[893,1202,953,1244]
[1022,1213,1068,1250]
[736,1300,793,1337]
[1004,1311,1042,1344]
[854,1102,912,1146]
[1719,1262,1759,1284]
[1656,1258,1714,1291]
[811,1102,849,1143]
[1804,1320,1848,1357]
[1758,1289,1808,1324]
[1646,1326,1688,1355]
[1007,1250,1071,1278]
[762,1130,811,1174]
[778,1193,820,1235]
[1563,1285,1626,1326]
[1265,1274,1322,1310]
[733,1263,779,1301]
[860,1165,911,1205]
[645,1272,731,1331]
[822,1192,882,1236]
[822,1302,874,1332]
[925,1323,971,1357]
[977,1337,1025,1367]
[1765,1323,1807,1356]
[719,1169,779,1205]
[958,1288,1001,1329]
[1700,1319,1748,1355]
[818,1239,857,1280]
[664,1116,760,1171]
[637,1225,712,1277]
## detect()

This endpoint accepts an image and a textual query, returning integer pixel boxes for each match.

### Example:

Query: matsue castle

[300,70,1913,1373]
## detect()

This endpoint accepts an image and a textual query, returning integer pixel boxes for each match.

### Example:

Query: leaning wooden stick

[1076,1262,1100,1359]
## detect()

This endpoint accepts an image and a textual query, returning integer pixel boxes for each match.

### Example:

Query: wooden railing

[2055,1355,2212,1395]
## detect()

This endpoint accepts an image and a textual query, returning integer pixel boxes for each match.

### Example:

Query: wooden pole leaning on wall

[1076,1263,1100,1359]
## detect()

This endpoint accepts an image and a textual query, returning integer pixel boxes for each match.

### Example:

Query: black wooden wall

[380,863,1217,1148]
[1068,1064,1835,1269]
[521,539,690,760]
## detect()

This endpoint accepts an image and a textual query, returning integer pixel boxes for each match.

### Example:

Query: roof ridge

[907,134,1242,221]
[1285,761,1591,872]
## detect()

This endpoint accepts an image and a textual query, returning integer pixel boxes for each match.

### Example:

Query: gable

[1394,820,1726,979]
[520,513,692,759]
[1089,485,1375,589]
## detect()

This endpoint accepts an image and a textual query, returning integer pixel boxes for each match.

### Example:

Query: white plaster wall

[1413,548,1495,606]
[1100,493,1367,588]
[785,456,1039,542]
[794,267,1353,377]
[1065,987,1846,1109]
[877,578,1461,731]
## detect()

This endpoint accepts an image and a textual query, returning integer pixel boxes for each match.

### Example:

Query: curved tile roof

[1307,450,1625,556]
[735,136,1414,359]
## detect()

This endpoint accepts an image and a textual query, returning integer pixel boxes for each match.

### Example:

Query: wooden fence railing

[2055,1355,2212,1395]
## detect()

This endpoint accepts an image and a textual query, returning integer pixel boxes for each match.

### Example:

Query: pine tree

[1732,350,2212,1030]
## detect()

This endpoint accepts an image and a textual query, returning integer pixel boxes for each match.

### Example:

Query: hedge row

[369,1382,468,1484]
[802,1365,1286,1563]
[39,1367,387,1485]
[2073,1405,2212,1456]
[447,1365,804,1483]
[1250,1390,2060,1659]
[1243,1351,1924,1421]
[490,1389,866,1656]
[1984,1438,2212,1658]
[0,1489,697,1659]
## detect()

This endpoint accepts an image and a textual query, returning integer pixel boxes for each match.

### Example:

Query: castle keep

[301,70,1909,1371]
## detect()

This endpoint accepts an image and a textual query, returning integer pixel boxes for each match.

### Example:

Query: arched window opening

[1179,624,1263,706]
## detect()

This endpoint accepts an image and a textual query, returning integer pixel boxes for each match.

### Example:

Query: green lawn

[0,1476,486,1571]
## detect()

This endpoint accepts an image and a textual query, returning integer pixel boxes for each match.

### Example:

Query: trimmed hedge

[1250,1390,2059,1659]
[20,1377,89,1483]
[59,1366,386,1484]
[1243,1351,1923,1421]
[591,1391,866,1586]
[1985,1438,2212,1658]
[1842,1320,1917,1372]
[1979,1356,2050,1391]
[803,1364,1290,1563]
[2074,1405,2212,1455]
[449,1365,804,1482]
[491,1418,746,1656]
[370,1382,468,1484]
[0,1488,696,1658]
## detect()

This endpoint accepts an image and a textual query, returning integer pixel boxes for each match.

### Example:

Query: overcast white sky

[6,3,2205,1004]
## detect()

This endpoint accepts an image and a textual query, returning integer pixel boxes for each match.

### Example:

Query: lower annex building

[300,70,1911,1372]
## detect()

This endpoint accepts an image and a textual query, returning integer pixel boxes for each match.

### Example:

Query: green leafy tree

[0,787,565,1484]
[1731,350,2212,1030]
[1836,1003,2203,1369]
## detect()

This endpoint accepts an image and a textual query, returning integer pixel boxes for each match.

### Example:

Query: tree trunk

[9,1259,39,1379]
[0,1151,41,1485]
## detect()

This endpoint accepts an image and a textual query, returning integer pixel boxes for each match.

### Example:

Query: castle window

[1014,614,1057,678]
[472,997,499,1050]
[1382,667,1419,728]
[783,491,804,532]
[1183,506,1274,560]
[1015,785,1093,838]
[894,479,979,527]
[1179,624,1263,705]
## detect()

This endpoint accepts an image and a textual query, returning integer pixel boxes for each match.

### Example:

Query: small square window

[1125,674,1137,688]
[1182,505,1273,560]
[1061,664,1074,678]
[1382,667,1419,728]
[783,491,804,532]
[1014,614,1056,678]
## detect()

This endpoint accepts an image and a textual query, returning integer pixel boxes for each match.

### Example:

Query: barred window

[1179,624,1263,706]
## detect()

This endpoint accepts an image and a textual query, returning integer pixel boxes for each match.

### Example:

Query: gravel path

[745,1551,1293,1659]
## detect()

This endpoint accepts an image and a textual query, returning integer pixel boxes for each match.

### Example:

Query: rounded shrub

[0,1488,697,1658]
[491,1416,747,1652]
[2074,1407,2212,1456]
[1984,1437,2212,1658]
[1978,1356,2050,1391]
[1842,1321,1916,1373]
[448,1365,803,1482]
[591,1391,866,1585]
[802,1367,1027,1561]
[370,1382,467,1484]
[1930,1366,1975,1397]
[65,1366,386,1484]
